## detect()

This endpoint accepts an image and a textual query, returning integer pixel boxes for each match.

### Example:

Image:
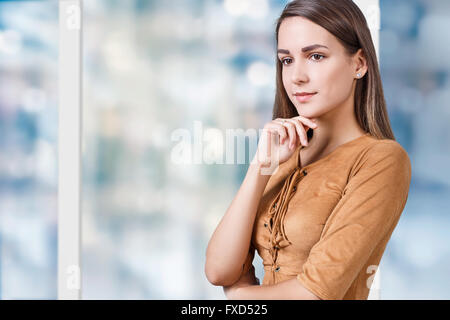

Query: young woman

[205,0,411,300]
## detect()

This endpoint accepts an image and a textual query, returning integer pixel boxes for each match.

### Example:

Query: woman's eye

[310,53,325,61]
[281,54,325,65]
[281,58,292,65]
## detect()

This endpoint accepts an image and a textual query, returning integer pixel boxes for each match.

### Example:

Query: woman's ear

[354,48,368,76]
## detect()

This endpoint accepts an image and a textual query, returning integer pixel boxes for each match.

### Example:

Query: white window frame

[58,0,82,300]
[354,0,381,300]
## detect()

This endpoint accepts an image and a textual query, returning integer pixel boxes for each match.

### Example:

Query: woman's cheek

[329,74,354,105]
[282,71,290,91]
[282,76,293,99]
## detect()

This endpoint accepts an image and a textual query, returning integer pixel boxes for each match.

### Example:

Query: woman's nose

[291,62,309,84]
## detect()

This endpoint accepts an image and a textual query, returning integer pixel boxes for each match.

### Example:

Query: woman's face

[277,16,364,119]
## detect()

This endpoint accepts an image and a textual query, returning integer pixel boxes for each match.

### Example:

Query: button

[275,266,280,272]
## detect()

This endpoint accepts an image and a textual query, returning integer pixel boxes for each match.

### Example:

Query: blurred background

[0,0,449,299]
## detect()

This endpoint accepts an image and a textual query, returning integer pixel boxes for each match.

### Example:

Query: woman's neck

[302,105,366,159]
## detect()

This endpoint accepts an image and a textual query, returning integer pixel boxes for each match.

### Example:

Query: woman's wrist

[249,157,278,178]
[248,159,273,181]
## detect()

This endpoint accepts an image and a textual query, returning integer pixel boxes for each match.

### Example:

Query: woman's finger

[273,119,296,147]
[294,115,317,129]
[278,118,308,147]
[294,118,310,146]
[271,119,289,144]
[286,119,308,147]
[281,121,297,149]
[266,122,288,144]
[295,117,318,144]
[270,116,318,148]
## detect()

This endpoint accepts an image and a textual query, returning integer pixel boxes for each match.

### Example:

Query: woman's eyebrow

[277,44,329,54]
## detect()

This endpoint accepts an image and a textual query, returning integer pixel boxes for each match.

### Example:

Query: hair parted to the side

[273,0,395,141]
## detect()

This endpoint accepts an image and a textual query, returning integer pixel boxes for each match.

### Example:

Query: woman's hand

[252,116,318,169]
[223,265,260,300]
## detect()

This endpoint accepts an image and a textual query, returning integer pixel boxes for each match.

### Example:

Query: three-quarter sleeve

[296,141,412,300]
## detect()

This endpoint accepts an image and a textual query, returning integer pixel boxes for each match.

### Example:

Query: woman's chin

[296,109,319,119]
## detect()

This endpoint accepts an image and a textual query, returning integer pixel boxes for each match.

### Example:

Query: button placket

[266,167,310,269]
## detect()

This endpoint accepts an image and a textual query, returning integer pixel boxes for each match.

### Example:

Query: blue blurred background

[0,0,449,299]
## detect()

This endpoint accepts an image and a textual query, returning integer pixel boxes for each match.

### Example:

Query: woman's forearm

[228,279,321,300]
[205,161,271,286]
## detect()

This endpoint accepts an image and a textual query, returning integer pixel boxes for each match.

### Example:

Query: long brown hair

[273,0,395,140]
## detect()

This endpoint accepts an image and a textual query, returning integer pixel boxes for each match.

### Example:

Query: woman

[205,0,411,300]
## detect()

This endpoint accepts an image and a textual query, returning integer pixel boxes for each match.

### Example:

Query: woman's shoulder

[354,136,412,176]
[364,137,410,162]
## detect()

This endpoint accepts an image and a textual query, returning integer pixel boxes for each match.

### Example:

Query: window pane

[0,0,58,299]
[379,0,450,299]
[82,0,285,299]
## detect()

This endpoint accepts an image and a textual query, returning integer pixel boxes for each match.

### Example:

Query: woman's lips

[295,93,317,103]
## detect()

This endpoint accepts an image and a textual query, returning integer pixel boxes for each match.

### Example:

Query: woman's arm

[205,117,316,287]
[205,161,271,286]
[227,278,321,300]
[223,265,260,298]
[222,262,319,300]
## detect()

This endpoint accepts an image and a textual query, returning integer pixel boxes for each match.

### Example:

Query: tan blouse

[241,133,412,300]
